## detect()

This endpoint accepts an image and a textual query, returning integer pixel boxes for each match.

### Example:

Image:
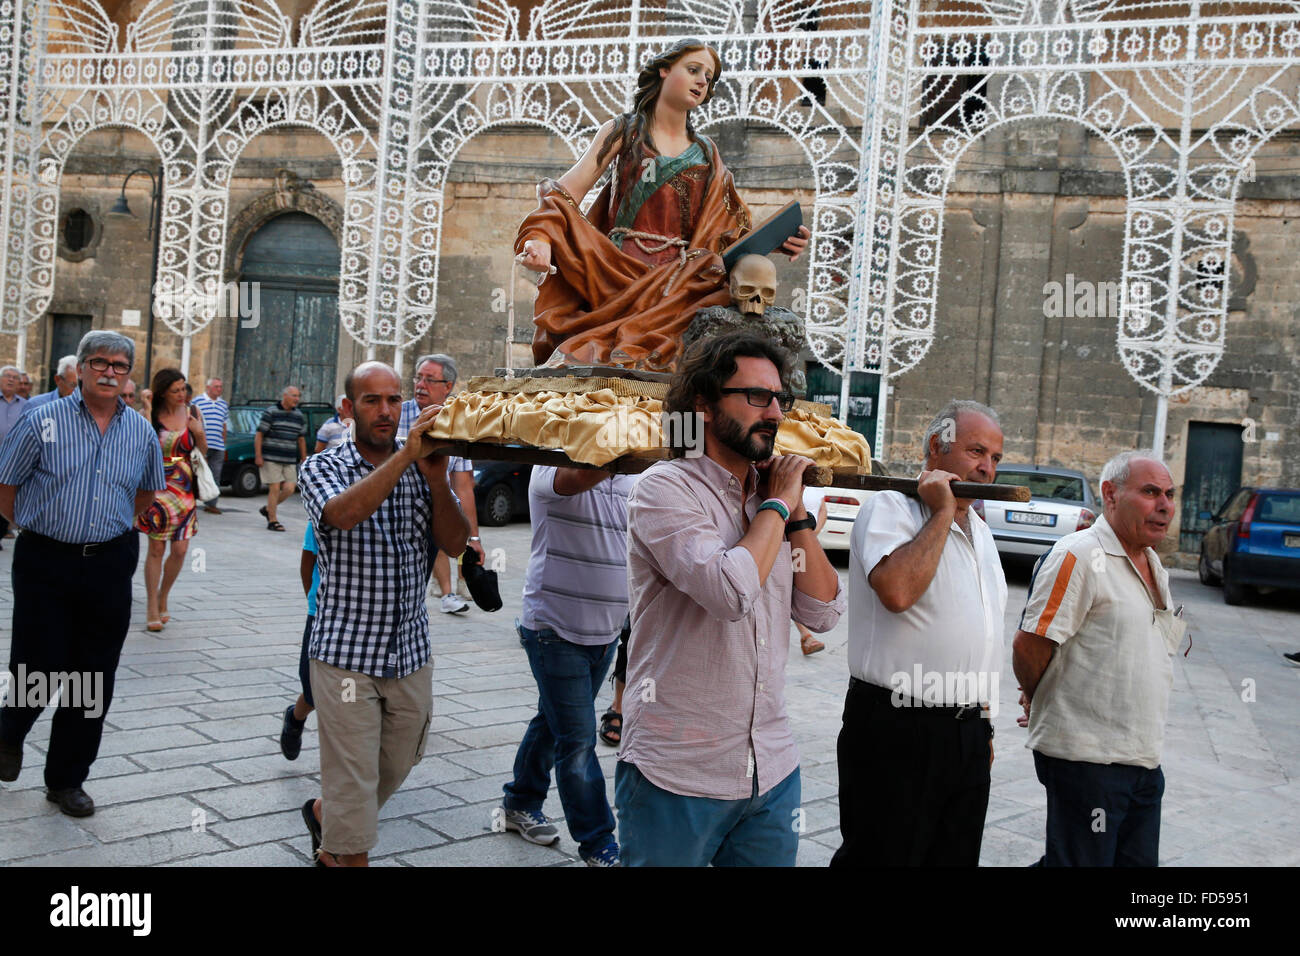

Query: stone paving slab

[1,502,1297,867]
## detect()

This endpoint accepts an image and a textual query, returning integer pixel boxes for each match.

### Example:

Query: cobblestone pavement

[1,498,1297,866]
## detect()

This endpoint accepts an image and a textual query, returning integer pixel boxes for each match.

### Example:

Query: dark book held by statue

[721,200,804,271]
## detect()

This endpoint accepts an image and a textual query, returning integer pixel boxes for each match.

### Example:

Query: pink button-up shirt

[620,455,845,799]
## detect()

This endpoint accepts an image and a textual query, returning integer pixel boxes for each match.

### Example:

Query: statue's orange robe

[515,141,751,370]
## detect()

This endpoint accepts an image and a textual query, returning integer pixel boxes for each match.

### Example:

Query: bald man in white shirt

[831,399,1006,867]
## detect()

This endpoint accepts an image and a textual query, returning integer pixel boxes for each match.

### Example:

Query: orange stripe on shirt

[1034,551,1077,636]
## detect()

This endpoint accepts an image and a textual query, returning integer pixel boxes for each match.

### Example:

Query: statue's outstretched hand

[518,240,557,287]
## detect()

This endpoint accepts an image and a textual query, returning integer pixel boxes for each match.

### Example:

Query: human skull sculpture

[729,254,777,317]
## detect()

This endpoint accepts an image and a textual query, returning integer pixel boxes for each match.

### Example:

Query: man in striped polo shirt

[0,331,165,816]
[499,465,634,866]
[1012,451,1182,867]
[255,385,307,532]
[191,377,228,514]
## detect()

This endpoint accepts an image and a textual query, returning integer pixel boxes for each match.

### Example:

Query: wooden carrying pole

[429,441,1032,503]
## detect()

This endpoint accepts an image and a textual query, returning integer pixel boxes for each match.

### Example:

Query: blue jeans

[1033,750,1164,866]
[615,761,801,867]
[502,623,617,858]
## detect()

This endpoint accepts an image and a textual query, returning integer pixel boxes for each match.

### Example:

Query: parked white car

[815,488,875,551]
[973,465,1098,558]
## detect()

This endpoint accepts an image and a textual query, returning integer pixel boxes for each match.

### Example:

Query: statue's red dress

[515,136,752,370]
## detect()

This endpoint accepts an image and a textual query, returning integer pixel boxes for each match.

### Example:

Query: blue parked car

[1198,487,1300,605]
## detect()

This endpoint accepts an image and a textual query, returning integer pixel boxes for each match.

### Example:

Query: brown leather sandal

[800,634,825,655]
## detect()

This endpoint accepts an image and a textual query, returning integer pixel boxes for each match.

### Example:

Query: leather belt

[21,529,133,558]
[848,675,987,720]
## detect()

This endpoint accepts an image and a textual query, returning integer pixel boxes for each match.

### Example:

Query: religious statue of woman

[514,38,809,371]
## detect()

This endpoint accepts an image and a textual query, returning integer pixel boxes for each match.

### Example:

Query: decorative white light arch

[0,0,1294,455]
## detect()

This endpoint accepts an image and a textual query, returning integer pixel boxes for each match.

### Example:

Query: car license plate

[1006,511,1056,527]
[1285,533,1300,548]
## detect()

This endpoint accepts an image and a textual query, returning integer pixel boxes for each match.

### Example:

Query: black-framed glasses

[86,357,132,375]
[720,387,795,412]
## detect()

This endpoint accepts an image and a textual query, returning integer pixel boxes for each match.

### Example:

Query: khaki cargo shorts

[260,460,297,485]
[310,658,433,856]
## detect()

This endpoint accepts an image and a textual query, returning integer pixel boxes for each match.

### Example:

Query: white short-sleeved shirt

[1020,514,1184,769]
[848,491,1007,705]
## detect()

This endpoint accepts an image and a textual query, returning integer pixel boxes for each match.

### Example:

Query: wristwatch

[468,536,481,542]
[785,516,817,537]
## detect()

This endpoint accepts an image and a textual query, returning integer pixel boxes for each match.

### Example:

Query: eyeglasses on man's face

[414,376,452,386]
[719,386,796,413]
[86,357,132,375]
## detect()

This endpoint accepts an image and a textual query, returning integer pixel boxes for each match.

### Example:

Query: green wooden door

[232,212,340,406]
[1180,421,1244,553]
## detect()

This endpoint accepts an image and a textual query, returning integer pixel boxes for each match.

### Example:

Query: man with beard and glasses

[0,331,164,815]
[296,362,468,866]
[831,399,1006,867]
[616,330,843,867]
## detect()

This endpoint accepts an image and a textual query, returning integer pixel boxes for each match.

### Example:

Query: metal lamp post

[107,167,162,384]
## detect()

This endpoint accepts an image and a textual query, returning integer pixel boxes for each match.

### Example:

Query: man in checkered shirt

[297,361,468,867]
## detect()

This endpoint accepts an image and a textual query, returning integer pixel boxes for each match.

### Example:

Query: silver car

[974,465,1099,557]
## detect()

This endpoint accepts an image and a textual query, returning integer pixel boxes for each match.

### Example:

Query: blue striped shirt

[191,394,229,450]
[25,387,68,411]
[0,393,166,542]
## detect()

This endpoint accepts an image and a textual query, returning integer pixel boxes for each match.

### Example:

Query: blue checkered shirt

[298,440,435,678]
[0,393,165,542]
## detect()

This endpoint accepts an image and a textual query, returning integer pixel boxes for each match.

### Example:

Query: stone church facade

[3,0,1297,561]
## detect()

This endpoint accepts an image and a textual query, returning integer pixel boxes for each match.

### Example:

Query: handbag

[190,446,219,502]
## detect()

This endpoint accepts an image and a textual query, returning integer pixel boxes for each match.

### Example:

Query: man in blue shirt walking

[0,331,165,816]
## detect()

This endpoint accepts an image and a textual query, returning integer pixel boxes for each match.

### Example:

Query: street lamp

[107,167,162,382]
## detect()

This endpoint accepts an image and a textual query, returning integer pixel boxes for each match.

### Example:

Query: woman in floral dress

[136,368,206,631]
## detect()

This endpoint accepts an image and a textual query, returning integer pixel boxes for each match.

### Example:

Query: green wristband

[758,498,791,521]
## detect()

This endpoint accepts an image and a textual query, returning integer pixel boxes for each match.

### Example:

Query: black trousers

[830,679,992,867]
[1034,750,1163,866]
[0,530,138,789]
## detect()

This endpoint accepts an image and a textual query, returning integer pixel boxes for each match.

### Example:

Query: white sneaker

[440,593,469,614]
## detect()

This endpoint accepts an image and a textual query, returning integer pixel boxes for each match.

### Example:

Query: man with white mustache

[0,331,165,816]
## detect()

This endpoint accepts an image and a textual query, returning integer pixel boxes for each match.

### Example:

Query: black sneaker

[1284,652,1300,668]
[280,705,304,761]
[301,799,324,866]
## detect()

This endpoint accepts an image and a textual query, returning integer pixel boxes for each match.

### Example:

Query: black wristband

[785,516,817,537]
